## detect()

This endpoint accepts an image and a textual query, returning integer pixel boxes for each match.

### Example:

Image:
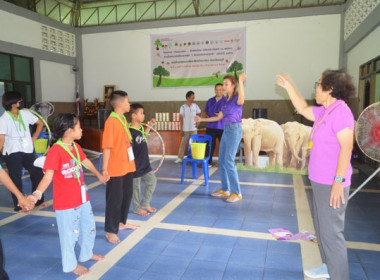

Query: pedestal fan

[30,101,54,168]
[30,101,54,122]
[348,102,380,200]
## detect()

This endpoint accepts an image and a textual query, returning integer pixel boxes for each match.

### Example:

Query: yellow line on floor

[28,209,56,218]
[0,201,54,225]
[78,170,218,280]
[233,181,293,188]
[149,158,160,163]
[347,241,380,251]
[91,216,143,226]
[292,174,324,280]
[157,222,276,240]
[0,209,29,225]
[304,185,380,194]
[0,207,16,214]
[156,176,293,188]
[157,222,380,254]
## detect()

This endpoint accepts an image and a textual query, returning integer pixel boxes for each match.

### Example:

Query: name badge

[127,146,135,162]
[81,185,87,204]
[21,138,28,148]
[308,141,313,149]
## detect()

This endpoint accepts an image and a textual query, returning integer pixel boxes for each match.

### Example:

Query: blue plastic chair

[24,131,50,175]
[180,134,212,187]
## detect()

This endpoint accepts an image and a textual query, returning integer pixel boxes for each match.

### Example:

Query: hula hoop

[28,109,52,156]
[141,123,165,173]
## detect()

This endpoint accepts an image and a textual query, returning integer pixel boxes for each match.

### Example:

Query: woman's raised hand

[276,73,292,90]
[239,72,247,83]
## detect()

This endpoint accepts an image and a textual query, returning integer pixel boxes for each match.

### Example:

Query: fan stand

[348,167,380,200]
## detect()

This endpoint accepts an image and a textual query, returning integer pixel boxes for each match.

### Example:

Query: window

[0,52,35,109]
[358,55,380,115]
[0,81,4,115]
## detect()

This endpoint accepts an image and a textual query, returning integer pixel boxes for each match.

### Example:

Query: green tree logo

[212,71,220,78]
[154,40,163,50]
[153,66,170,87]
[227,61,244,80]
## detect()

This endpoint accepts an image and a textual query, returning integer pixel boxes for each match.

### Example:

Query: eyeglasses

[314,82,321,89]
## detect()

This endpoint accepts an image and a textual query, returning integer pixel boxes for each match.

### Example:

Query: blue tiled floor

[0,155,379,279]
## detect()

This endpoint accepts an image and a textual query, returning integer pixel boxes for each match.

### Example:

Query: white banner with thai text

[151,28,246,88]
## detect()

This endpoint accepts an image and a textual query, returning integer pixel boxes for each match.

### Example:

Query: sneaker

[174,158,182,163]
[225,193,242,203]
[211,189,230,197]
[208,164,212,168]
[304,263,330,279]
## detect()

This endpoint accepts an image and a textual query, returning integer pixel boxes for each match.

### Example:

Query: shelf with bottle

[154,121,180,131]
[153,112,181,131]
[154,112,181,122]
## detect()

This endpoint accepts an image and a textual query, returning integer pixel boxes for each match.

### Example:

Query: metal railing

[6,0,346,27]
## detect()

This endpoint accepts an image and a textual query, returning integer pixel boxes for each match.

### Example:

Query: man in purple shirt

[204,83,226,166]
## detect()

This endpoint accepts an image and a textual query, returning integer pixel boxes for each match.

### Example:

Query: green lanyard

[7,110,26,131]
[110,112,133,143]
[129,124,149,142]
[56,139,88,186]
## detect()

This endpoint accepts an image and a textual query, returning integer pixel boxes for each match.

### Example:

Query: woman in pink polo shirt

[277,70,355,280]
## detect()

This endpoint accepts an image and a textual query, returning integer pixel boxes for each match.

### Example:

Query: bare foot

[133,209,150,216]
[119,223,139,230]
[91,254,105,261]
[105,232,120,244]
[141,206,157,213]
[72,264,90,276]
[18,208,30,214]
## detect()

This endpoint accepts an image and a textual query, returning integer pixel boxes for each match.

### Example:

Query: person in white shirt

[0,91,47,211]
[174,91,201,163]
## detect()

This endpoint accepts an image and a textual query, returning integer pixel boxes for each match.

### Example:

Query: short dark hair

[110,90,128,109]
[2,91,22,110]
[321,70,356,102]
[51,113,79,145]
[214,83,223,89]
[186,91,194,99]
[129,103,144,116]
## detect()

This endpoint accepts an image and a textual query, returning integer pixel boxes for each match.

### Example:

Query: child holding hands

[129,103,157,216]
[0,165,34,211]
[0,165,34,280]
[102,91,137,244]
[28,113,109,276]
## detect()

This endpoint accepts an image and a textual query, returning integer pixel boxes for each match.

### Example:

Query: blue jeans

[218,123,242,195]
[55,201,95,273]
